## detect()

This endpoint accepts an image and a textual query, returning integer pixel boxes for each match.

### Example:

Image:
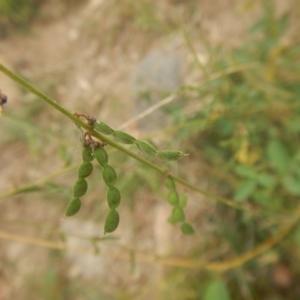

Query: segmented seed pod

[113,131,136,144]
[94,146,108,167]
[104,209,120,233]
[73,178,88,197]
[181,222,195,235]
[94,121,114,135]
[134,140,157,156]
[169,206,185,223]
[167,191,179,206]
[107,186,121,209]
[82,145,94,162]
[165,177,176,190]
[102,165,117,187]
[78,162,93,178]
[65,198,82,217]
[157,150,187,161]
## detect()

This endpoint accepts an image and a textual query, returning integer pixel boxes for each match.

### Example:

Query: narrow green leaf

[267,140,290,175]
[234,179,257,202]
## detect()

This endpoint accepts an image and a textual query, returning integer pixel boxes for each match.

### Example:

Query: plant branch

[0,63,252,212]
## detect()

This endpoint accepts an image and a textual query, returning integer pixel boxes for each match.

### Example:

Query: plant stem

[0,63,249,211]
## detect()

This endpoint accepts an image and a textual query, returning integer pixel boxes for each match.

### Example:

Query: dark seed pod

[113,131,136,144]
[78,162,93,178]
[181,222,195,235]
[134,140,157,156]
[94,121,114,135]
[94,146,108,167]
[65,198,81,217]
[102,165,117,187]
[168,206,185,223]
[167,191,179,206]
[104,209,120,233]
[107,187,121,209]
[165,177,176,190]
[82,146,94,162]
[73,178,88,197]
[157,150,187,161]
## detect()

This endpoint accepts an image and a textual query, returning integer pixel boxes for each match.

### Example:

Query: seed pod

[165,177,176,190]
[157,150,188,161]
[94,146,108,167]
[135,140,157,156]
[107,187,121,209]
[94,121,114,135]
[168,206,185,223]
[102,165,117,187]
[82,146,94,162]
[181,222,195,235]
[113,131,136,144]
[78,162,93,178]
[73,178,88,197]
[167,191,179,206]
[104,209,120,233]
[65,198,81,217]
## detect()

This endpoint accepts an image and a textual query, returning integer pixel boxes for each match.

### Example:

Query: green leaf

[204,280,231,300]
[267,140,290,175]
[234,179,257,202]
[234,165,257,179]
[282,175,300,196]
[257,173,276,189]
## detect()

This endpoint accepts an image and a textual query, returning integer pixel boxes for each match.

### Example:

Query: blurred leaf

[204,280,231,300]
[234,179,257,202]
[267,140,290,175]
[282,175,300,196]
[257,173,276,189]
[234,164,257,179]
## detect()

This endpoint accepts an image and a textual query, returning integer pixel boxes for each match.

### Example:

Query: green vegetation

[1,1,300,299]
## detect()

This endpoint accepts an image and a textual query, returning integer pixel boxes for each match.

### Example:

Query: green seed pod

[113,131,136,144]
[78,162,93,178]
[134,140,157,156]
[157,150,188,161]
[82,146,94,162]
[65,198,81,217]
[104,209,120,233]
[181,222,195,235]
[102,165,117,187]
[94,121,114,135]
[94,146,108,167]
[73,178,88,197]
[165,177,176,190]
[107,187,121,209]
[168,206,185,223]
[167,191,179,206]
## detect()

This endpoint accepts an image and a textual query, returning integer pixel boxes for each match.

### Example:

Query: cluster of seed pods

[65,113,190,235]
[65,146,94,217]
[165,176,195,235]
[93,120,187,160]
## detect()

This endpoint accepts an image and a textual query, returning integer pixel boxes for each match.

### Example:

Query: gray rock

[133,50,184,131]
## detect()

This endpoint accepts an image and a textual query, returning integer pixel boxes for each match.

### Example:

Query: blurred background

[1,0,300,299]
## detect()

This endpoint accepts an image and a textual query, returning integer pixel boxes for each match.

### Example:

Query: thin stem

[0,63,248,211]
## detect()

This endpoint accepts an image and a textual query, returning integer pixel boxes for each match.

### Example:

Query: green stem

[0,63,248,212]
